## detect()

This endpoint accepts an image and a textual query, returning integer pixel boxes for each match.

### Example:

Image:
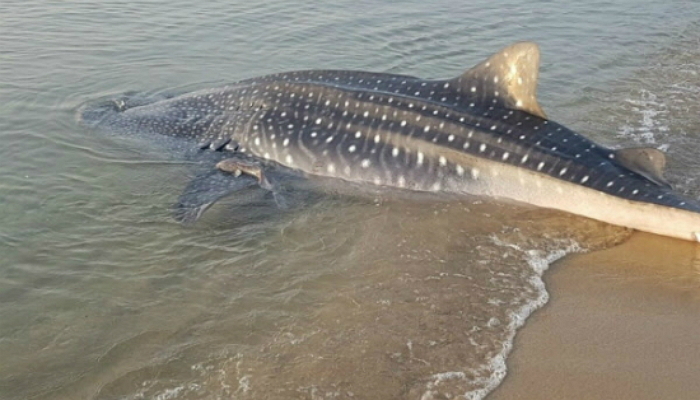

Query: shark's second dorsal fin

[615,147,670,187]
[451,42,546,119]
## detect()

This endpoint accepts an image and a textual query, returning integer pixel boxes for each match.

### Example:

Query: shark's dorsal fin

[615,147,670,187]
[452,41,546,119]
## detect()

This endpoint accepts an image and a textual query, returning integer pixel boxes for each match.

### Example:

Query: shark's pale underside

[79,42,700,241]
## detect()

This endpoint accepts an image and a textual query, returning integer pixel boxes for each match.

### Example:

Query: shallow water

[2,1,700,399]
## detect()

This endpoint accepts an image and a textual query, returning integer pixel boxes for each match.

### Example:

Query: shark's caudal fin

[451,41,546,119]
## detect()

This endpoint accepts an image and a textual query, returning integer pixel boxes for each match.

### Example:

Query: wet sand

[201,205,637,400]
[490,232,700,400]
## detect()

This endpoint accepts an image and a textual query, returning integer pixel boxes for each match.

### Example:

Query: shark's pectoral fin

[615,147,671,188]
[174,155,292,224]
[173,168,260,224]
[451,41,546,119]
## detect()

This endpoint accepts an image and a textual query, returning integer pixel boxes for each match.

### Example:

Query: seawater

[2,1,700,399]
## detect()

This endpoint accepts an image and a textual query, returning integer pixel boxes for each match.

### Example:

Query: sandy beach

[490,232,700,400]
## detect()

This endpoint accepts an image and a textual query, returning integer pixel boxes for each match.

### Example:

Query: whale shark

[79,42,700,241]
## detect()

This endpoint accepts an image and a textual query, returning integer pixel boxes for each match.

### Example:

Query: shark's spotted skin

[80,42,700,241]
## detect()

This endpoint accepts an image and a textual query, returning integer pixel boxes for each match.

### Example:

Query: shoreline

[489,232,700,400]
